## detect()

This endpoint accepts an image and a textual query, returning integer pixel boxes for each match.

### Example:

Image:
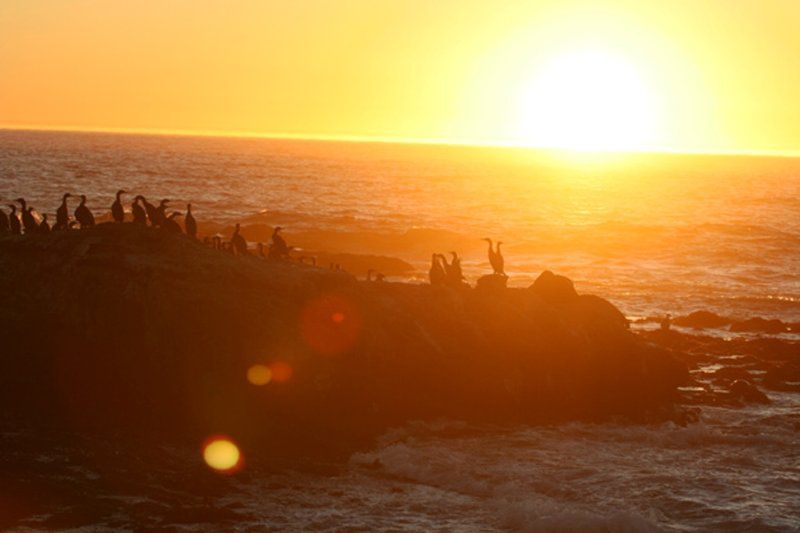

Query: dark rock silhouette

[0,225,689,459]
[730,317,788,334]
[476,273,508,292]
[529,270,578,304]
[673,311,730,329]
[729,379,770,404]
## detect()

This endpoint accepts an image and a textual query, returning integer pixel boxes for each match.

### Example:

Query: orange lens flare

[202,435,243,474]
[246,364,272,385]
[300,293,363,356]
[269,361,293,383]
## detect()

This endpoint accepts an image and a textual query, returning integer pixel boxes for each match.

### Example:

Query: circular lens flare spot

[246,364,272,386]
[202,436,242,474]
[300,293,363,356]
[269,361,293,383]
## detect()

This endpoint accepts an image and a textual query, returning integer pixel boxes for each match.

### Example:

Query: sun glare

[518,51,658,151]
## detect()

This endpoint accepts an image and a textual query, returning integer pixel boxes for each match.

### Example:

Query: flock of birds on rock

[0,191,506,285]
[428,238,505,287]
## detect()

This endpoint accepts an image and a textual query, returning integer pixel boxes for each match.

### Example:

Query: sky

[1,0,800,153]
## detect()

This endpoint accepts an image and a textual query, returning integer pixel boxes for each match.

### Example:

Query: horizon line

[2,123,799,159]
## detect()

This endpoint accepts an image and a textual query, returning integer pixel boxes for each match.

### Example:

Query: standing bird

[54,193,72,230]
[38,214,51,233]
[162,212,183,233]
[131,196,147,225]
[269,226,290,259]
[231,223,248,255]
[111,190,126,223]
[445,251,465,286]
[154,199,170,227]
[184,203,197,239]
[429,253,446,286]
[7,204,21,235]
[0,206,9,233]
[16,198,38,233]
[139,196,158,226]
[483,238,505,276]
[74,195,96,228]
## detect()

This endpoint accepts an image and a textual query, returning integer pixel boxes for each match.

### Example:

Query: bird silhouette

[483,238,505,276]
[429,253,446,285]
[54,193,72,230]
[7,204,21,235]
[162,212,183,233]
[111,190,126,223]
[131,196,147,225]
[16,198,38,233]
[184,203,197,239]
[0,206,9,233]
[231,223,248,255]
[74,195,95,228]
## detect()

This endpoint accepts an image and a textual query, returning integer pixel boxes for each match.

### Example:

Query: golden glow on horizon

[2,1,800,153]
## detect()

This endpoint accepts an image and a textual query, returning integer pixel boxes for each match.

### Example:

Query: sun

[518,51,658,151]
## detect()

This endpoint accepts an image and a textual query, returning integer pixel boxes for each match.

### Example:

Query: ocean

[2,129,799,530]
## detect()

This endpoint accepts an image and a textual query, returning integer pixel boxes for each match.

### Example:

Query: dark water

[2,129,799,531]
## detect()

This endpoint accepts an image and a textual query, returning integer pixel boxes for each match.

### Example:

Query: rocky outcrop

[528,270,578,304]
[0,224,688,454]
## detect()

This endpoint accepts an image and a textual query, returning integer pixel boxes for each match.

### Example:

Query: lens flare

[202,436,242,474]
[300,293,363,356]
[247,364,272,385]
[269,361,293,383]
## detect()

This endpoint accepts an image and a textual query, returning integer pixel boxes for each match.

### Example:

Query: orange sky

[2,0,800,153]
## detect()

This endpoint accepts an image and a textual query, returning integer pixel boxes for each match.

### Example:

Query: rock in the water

[730,317,789,334]
[528,270,578,304]
[673,311,731,329]
[729,379,770,404]
[0,224,689,455]
[764,362,800,392]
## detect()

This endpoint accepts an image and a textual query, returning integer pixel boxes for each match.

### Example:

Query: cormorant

[38,214,51,233]
[16,198,38,233]
[140,196,158,226]
[74,195,96,228]
[483,238,505,275]
[444,251,465,286]
[111,190,126,223]
[0,207,9,233]
[231,223,248,255]
[162,212,183,233]
[661,313,672,332]
[154,199,170,227]
[7,205,21,235]
[269,226,290,259]
[184,203,197,239]
[54,193,71,230]
[429,253,446,285]
[131,196,147,225]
